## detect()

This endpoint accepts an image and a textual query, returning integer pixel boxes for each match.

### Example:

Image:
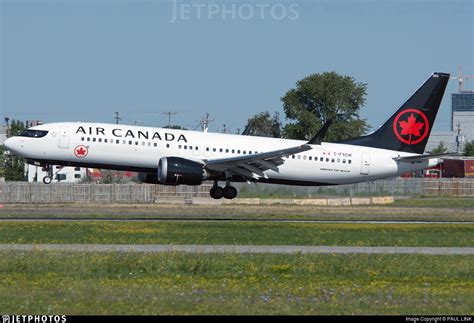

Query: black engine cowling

[137,172,159,184]
[157,157,208,185]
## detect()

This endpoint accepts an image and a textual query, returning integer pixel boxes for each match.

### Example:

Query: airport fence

[0,178,473,203]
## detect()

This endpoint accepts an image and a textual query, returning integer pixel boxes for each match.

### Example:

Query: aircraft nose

[3,137,17,153]
[4,137,12,150]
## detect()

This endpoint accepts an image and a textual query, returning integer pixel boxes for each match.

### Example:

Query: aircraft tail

[339,72,450,154]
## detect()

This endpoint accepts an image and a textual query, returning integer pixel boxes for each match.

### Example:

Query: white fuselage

[5,122,440,185]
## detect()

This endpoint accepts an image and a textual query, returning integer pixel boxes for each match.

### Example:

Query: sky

[0,0,472,133]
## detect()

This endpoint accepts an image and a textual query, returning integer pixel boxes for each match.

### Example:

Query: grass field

[0,221,473,246]
[0,200,472,315]
[392,198,474,209]
[0,251,472,315]
[1,198,474,222]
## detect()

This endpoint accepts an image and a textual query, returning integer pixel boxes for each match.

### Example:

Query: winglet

[241,123,252,135]
[308,120,332,145]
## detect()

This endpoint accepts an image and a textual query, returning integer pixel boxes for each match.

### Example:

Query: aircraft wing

[393,153,461,163]
[204,119,331,181]
[205,144,312,180]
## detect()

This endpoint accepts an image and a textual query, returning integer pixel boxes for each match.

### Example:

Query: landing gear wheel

[210,186,224,199]
[43,176,52,184]
[223,186,238,199]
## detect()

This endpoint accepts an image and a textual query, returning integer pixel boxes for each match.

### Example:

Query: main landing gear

[210,181,238,200]
[41,164,53,184]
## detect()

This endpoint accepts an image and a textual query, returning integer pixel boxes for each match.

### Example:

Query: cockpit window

[18,130,49,138]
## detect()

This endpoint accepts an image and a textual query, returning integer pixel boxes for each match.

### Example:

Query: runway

[0,217,473,224]
[1,244,473,255]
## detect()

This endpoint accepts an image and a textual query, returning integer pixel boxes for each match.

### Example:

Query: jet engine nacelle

[137,172,158,184]
[157,157,208,185]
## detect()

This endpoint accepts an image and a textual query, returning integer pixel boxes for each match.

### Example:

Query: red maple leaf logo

[76,147,86,155]
[393,109,430,145]
[399,113,424,137]
[74,145,88,158]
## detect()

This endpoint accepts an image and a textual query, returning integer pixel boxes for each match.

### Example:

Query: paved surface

[1,244,473,255]
[0,217,473,224]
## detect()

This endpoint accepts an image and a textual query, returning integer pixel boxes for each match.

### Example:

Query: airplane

[4,72,452,199]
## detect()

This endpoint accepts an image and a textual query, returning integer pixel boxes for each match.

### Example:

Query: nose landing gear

[42,176,52,184]
[41,164,53,184]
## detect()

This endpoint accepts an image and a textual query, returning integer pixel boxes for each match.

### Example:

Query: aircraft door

[59,126,70,149]
[360,152,370,175]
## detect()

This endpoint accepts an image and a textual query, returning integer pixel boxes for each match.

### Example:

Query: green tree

[431,141,448,154]
[10,120,26,136]
[0,145,5,177]
[243,111,281,138]
[3,120,26,181]
[281,71,370,141]
[464,141,474,156]
[2,147,25,181]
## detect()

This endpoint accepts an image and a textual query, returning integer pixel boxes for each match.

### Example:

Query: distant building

[426,91,474,153]
[25,120,43,128]
[26,164,86,183]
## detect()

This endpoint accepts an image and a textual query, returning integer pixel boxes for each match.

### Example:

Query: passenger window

[232,149,235,153]
[166,144,170,148]
[320,157,323,161]
[93,138,96,142]
[226,149,229,153]
[81,137,84,141]
[326,158,329,162]
[179,145,182,149]
[213,148,216,152]
[292,155,295,159]
[309,156,312,160]
[237,150,241,154]
[331,158,335,163]
[349,160,352,164]
[104,139,108,143]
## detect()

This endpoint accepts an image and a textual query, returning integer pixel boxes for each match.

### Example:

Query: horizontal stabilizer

[393,153,461,162]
